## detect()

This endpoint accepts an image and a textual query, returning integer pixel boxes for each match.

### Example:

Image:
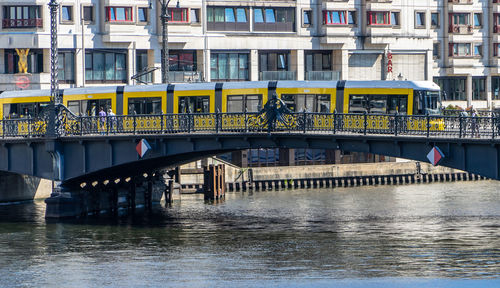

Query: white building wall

[0,0,497,109]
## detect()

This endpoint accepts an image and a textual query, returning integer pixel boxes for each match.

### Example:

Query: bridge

[0,102,499,217]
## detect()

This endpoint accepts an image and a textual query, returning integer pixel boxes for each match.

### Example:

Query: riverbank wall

[180,160,486,193]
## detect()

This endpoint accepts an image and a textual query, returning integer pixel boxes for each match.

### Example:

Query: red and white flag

[427,146,444,166]
[136,139,151,158]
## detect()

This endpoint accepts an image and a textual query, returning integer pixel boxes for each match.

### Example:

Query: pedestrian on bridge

[108,108,116,133]
[99,107,107,134]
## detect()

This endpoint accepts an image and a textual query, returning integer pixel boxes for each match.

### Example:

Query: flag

[427,146,444,166]
[136,139,151,158]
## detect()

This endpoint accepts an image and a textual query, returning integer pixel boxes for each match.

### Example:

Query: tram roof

[63,86,119,95]
[221,81,269,89]
[0,89,51,99]
[345,81,440,91]
[276,81,338,89]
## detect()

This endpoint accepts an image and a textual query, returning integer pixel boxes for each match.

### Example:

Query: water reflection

[0,181,500,286]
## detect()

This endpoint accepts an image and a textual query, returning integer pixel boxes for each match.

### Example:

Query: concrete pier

[45,173,167,218]
[0,171,40,202]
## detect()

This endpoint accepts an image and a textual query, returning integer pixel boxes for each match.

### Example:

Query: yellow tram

[0,80,442,133]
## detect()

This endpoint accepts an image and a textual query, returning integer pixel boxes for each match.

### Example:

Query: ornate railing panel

[1,104,500,140]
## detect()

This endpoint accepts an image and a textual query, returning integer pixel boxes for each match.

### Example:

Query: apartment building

[0,0,499,111]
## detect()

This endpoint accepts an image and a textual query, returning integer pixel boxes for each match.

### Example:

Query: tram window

[227,95,243,112]
[281,94,330,112]
[68,101,80,115]
[178,96,209,113]
[227,94,262,112]
[281,94,296,111]
[3,103,43,118]
[387,95,407,114]
[349,95,367,113]
[246,95,262,112]
[82,99,111,116]
[369,95,386,114]
[128,97,161,115]
[317,95,330,112]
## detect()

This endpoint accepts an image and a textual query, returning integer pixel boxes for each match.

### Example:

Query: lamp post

[157,0,180,84]
[48,0,59,138]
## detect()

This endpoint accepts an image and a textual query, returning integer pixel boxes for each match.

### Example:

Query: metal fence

[2,111,500,140]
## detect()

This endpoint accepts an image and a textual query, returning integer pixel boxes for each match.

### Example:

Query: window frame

[82,5,94,24]
[60,5,74,24]
[415,11,426,29]
[430,12,439,28]
[105,6,133,22]
[137,6,148,24]
[367,11,391,26]
[302,9,312,27]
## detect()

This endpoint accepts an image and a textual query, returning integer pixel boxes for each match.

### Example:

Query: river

[1,181,499,287]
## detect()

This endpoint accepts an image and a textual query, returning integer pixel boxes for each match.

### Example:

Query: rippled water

[1,181,500,287]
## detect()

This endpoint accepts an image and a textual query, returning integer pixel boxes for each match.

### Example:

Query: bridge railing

[2,112,500,140]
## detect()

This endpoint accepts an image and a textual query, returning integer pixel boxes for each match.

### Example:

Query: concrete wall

[0,172,40,202]
[249,161,463,181]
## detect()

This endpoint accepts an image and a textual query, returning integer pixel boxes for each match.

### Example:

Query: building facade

[0,0,499,111]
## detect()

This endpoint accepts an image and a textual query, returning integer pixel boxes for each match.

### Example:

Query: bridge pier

[45,173,167,218]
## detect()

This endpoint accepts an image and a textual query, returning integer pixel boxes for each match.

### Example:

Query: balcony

[305,71,340,81]
[168,71,203,83]
[259,71,296,81]
[448,25,473,34]
[448,0,472,4]
[2,18,43,28]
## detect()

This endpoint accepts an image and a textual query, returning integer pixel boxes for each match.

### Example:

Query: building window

[305,51,333,80]
[191,8,200,23]
[492,77,500,100]
[83,6,94,22]
[169,8,188,23]
[2,6,42,28]
[473,43,482,57]
[227,95,262,112]
[211,52,249,81]
[415,12,425,28]
[138,7,148,23]
[473,13,482,28]
[449,43,471,57]
[433,77,466,101]
[348,11,357,25]
[85,50,127,83]
[58,51,74,83]
[472,77,486,100]
[260,51,289,71]
[451,13,469,25]
[391,12,400,26]
[324,11,348,25]
[433,42,441,59]
[207,7,248,31]
[367,11,391,25]
[248,149,280,167]
[105,7,133,22]
[303,10,311,26]
[136,50,151,83]
[61,6,73,22]
[169,50,197,71]
[254,7,295,32]
[431,12,439,28]
[491,43,500,57]
[4,49,43,74]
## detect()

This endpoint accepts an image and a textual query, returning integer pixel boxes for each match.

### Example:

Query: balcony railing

[305,71,340,81]
[260,71,296,81]
[2,18,43,28]
[448,0,472,4]
[168,71,203,83]
[449,24,473,34]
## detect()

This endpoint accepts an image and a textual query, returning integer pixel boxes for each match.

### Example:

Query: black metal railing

[2,110,500,140]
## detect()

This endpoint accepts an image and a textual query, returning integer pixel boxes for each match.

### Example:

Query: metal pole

[81,3,85,87]
[48,0,59,138]
[160,0,171,84]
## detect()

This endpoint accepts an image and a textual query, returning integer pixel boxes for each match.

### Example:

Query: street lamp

[155,0,180,84]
